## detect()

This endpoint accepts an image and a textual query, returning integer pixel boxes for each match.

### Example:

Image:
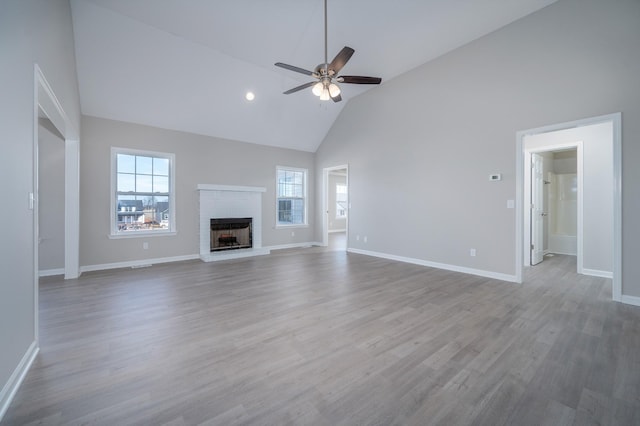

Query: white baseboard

[38,268,64,277]
[80,254,200,273]
[266,242,318,251]
[79,243,328,273]
[582,268,613,279]
[347,248,517,283]
[621,295,640,307]
[328,229,346,234]
[548,250,578,256]
[0,341,39,422]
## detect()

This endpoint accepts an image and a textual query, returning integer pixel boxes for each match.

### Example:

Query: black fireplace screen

[210,218,252,252]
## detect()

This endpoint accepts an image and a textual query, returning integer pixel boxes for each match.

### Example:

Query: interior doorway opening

[33,65,81,344]
[515,113,621,302]
[38,117,66,277]
[528,147,579,267]
[322,165,348,251]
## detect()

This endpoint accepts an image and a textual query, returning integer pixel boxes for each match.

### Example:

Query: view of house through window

[276,167,307,226]
[113,149,174,234]
[336,183,347,218]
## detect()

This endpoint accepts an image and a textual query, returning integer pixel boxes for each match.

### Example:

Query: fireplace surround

[198,184,270,261]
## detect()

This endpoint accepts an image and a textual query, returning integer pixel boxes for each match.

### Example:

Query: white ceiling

[70,0,557,152]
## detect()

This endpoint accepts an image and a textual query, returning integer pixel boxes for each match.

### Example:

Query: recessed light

[245,91,255,101]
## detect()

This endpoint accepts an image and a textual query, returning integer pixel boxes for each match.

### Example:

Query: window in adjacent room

[336,183,347,218]
[111,148,175,237]
[276,166,307,226]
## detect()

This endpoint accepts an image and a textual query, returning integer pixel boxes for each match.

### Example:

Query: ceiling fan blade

[338,76,382,84]
[331,93,342,103]
[328,47,355,74]
[283,81,316,95]
[275,62,315,76]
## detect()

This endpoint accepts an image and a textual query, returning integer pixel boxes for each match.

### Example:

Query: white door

[531,153,545,265]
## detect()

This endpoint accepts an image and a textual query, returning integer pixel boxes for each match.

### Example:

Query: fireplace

[210,218,252,252]
[198,184,269,261]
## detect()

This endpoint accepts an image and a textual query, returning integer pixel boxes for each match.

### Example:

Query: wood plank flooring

[2,250,640,425]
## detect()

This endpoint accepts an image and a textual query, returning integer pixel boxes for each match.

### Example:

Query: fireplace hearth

[210,218,252,252]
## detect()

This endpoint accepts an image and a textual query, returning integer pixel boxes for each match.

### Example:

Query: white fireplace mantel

[198,184,269,262]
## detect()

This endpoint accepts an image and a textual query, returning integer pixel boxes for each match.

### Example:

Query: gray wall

[541,152,554,252]
[315,0,640,296]
[549,149,577,252]
[80,116,316,268]
[554,150,578,174]
[328,173,347,232]
[38,119,66,272]
[0,0,81,407]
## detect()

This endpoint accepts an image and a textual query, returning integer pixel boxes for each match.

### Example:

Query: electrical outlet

[470,248,476,257]
[143,242,149,250]
[356,235,360,241]
[364,236,368,243]
[291,231,295,237]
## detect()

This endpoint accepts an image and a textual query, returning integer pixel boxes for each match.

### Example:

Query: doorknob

[541,213,548,216]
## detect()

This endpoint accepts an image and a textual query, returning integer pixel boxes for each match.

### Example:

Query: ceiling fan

[275,0,382,102]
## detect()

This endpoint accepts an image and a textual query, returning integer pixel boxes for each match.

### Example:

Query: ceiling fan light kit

[275,0,381,102]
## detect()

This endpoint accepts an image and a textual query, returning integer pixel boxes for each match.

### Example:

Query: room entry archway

[33,65,81,341]
[515,113,621,302]
[322,164,349,249]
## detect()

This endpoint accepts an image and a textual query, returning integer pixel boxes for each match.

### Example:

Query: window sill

[109,231,177,239]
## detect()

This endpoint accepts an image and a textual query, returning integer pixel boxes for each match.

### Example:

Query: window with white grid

[276,167,307,226]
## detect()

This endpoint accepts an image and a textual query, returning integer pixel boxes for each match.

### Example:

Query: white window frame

[110,147,176,238]
[275,166,308,228]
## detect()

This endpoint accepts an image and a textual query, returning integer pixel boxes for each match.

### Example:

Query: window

[336,183,347,218]
[111,148,175,237]
[276,166,307,226]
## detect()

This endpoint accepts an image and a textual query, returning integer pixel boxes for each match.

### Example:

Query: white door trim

[322,165,349,247]
[515,113,621,303]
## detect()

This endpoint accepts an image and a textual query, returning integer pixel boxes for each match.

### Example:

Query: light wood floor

[327,231,346,251]
[3,250,640,425]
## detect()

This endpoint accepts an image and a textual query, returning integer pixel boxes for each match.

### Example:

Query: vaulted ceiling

[70,0,557,152]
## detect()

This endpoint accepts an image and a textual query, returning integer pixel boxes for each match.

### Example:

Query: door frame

[524,143,584,271]
[34,65,81,341]
[515,113,621,302]
[322,164,349,247]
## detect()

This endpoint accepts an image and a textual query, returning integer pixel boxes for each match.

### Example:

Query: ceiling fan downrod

[274,0,382,102]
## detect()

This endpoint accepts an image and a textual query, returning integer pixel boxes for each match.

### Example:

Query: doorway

[33,65,81,342]
[38,117,66,277]
[516,113,621,302]
[528,148,579,267]
[322,165,348,250]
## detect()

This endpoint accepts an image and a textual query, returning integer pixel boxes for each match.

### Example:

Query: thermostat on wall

[489,174,502,181]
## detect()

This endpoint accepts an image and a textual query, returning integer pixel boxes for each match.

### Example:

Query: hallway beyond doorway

[328,231,346,251]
